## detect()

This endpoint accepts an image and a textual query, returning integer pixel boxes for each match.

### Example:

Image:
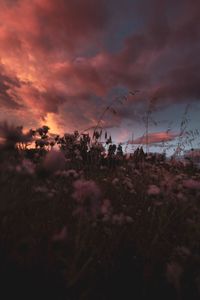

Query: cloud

[0,0,110,58]
[0,0,199,135]
[151,62,200,102]
[0,64,22,109]
[128,131,179,145]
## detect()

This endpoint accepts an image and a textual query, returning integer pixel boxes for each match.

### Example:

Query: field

[0,125,200,300]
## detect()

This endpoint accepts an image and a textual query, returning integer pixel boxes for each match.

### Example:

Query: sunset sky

[0,0,200,152]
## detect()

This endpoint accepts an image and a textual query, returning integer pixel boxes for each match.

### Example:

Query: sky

[0,0,200,153]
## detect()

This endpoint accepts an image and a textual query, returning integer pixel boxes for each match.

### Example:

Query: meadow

[0,124,199,300]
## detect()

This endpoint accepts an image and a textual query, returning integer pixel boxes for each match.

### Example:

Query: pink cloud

[0,0,199,134]
[128,132,180,145]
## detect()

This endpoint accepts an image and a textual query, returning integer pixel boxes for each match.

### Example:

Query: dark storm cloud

[0,0,199,132]
[0,65,22,109]
[27,0,110,55]
[21,83,66,113]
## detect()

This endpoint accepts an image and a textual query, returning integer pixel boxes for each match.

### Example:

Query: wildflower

[73,206,85,217]
[100,199,111,215]
[130,189,136,194]
[166,261,183,292]
[47,192,54,198]
[74,149,80,156]
[147,184,160,196]
[16,159,35,175]
[112,178,119,186]
[58,169,79,178]
[43,150,65,173]
[72,179,101,217]
[74,149,82,160]
[125,216,133,223]
[119,166,126,172]
[102,214,110,222]
[100,166,107,171]
[177,192,186,201]
[175,246,191,257]
[125,180,134,190]
[154,201,163,206]
[52,226,67,242]
[183,179,200,190]
[123,177,134,190]
[73,179,101,203]
[195,276,200,296]
[34,186,48,193]
[176,174,184,180]
[22,159,35,175]
[112,213,125,225]
[35,139,48,148]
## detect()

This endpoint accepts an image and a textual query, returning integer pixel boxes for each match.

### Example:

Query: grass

[0,126,200,299]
